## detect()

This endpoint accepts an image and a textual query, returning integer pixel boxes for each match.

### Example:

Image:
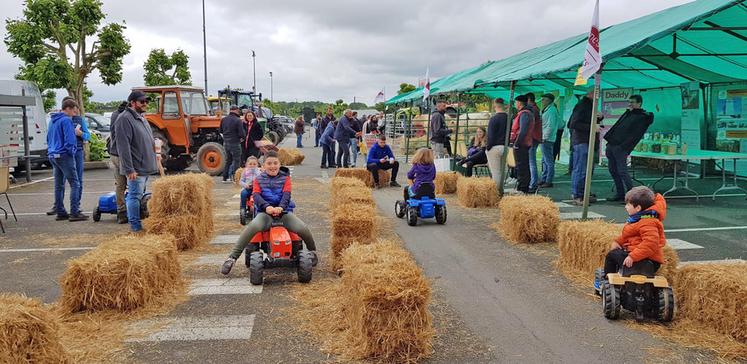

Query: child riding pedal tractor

[394,148,446,226]
[221,151,318,285]
[239,156,261,225]
[593,186,675,323]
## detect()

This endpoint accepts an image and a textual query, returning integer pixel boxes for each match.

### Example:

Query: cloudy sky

[0,0,693,105]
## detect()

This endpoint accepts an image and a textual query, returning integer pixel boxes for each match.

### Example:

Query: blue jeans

[49,154,81,215]
[529,141,538,189]
[314,128,320,147]
[126,175,148,232]
[240,188,252,210]
[571,143,594,199]
[540,141,555,184]
[349,138,359,166]
[606,144,633,198]
[296,133,303,148]
[223,143,242,181]
[75,149,84,201]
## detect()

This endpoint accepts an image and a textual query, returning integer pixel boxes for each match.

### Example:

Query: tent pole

[454,93,461,158]
[498,80,516,196]
[405,101,412,164]
[425,97,431,148]
[582,70,603,220]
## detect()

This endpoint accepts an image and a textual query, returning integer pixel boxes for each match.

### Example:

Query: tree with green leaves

[398,83,416,95]
[41,90,57,112]
[4,0,130,115]
[143,48,191,86]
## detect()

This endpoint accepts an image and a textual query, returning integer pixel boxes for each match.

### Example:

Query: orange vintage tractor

[132,86,227,175]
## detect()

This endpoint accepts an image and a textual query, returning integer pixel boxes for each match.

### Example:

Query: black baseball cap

[128,90,148,102]
[541,93,555,102]
[515,95,528,103]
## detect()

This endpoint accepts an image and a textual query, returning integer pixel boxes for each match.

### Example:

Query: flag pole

[498,80,516,197]
[581,70,602,219]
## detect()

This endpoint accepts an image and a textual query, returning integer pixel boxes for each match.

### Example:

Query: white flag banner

[422,67,430,101]
[576,0,602,85]
[374,89,385,103]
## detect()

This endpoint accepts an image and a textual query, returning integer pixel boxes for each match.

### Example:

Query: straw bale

[497,195,559,244]
[0,294,69,363]
[330,186,374,210]
[330,176,366,191]
[59,234,183,313]
[147,173,214,217]
[456,177,498,208]
[434,172,458,194]
[233,167,244,187]
[674,262,747,343]
[557,221,679,282]
[144,214,212,250]
[330,203,378,268]
[338,240,434,363]
[278,148,305,165]
[334,168,390,187]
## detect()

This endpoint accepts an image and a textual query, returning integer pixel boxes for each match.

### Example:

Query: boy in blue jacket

[320,119,337,168]
[366,134,401,188]
[47,99,88,221]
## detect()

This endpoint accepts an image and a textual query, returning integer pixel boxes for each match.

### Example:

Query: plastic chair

[0,166,18,233]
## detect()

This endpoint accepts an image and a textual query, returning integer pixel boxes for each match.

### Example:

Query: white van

[0,80,48,168]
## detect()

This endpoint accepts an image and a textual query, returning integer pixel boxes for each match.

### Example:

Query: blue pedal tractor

[394,183,447,226]
[93,191,151,222]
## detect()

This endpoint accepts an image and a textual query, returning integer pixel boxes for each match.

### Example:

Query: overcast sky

[0,0,693,105]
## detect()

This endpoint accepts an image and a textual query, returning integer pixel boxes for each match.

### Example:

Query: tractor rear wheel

[657,287,675,322]
[196,142,226,176]
[602,281,622,319]
[395,200,406,218]
[92,207,101,222]
[267,131,280,145]
[435,205,447,224]
[406,207,418,226]
[297,250,313,283]
[249,251,264,285]
[140,194,151,219]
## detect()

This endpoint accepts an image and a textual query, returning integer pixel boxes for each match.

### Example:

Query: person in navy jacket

[366,134,401,188]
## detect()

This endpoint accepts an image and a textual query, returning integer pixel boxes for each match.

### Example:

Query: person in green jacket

[539,94,561,188]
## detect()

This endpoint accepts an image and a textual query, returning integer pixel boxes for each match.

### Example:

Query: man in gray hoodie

[115,91,159,232]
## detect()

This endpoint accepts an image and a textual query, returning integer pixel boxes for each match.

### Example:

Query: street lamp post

[269,71,273,102]
[251,50,256,94]
[202,0,208,93]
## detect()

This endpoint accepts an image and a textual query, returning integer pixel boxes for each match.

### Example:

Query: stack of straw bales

[456,177,498,207]
[498,195,559,244]
[328,176,379,269]
[673,262,747,343]
[334,168,390,188]
[0,294,69,363]
[557,220,679,282]
[145,174,214,250]
[434,172,458,194]
[330,186,374,209]
[278,148,305,165]
[233,167,244,187]
[339,240,434,363]
[59,234,182,312]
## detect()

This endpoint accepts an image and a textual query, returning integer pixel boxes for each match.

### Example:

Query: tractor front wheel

[435,205,447,224]
[657,287,675,322]
[406,207,418,226]
[297,250,313,283]
[395,200,406,218]
[249,251,264,285]
[267,131,280,145]
[196,142,226,176]
[602,281,621,320]
[92,207,101,222]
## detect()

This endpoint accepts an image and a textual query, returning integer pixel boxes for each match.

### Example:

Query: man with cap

[220,105,246,183]
[539,93,561,188]
[115,91,159,232]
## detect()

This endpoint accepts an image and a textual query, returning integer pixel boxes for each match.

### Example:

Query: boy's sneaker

[68,213,89,222]
[221,258,236,275]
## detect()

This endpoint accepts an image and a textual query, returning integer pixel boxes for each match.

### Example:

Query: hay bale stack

[0,294,69,363]
[59,234,182,313]
[557,220,679,282]
[434,172,458,194]
[674,262,747,343]
[456,177,498,208]
[145,173,214,250]
[339,240,434,363]
[331,176,367,191]
[334,168,390,187]
[233,167,244,187]
[278,148,305,165]
[330,204,378,266]
[330,186,375,210]
[498,195,559,244]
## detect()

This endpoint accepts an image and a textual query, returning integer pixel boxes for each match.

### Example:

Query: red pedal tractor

[244,214,314,285]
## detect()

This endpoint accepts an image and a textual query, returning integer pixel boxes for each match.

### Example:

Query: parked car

[85,113,111,140]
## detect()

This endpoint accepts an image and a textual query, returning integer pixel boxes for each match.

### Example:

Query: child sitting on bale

[222,151,317,274]
[239,156,261,214]
[596,186,667,288]
[404,148,437,200]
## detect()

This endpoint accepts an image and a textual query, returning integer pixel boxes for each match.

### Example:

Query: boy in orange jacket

[601,186,667,282]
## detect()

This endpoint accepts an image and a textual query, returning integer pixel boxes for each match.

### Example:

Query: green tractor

[212,87,287,145]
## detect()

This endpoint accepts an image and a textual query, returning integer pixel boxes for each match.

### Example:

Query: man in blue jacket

[366,134,401,188]
[334,109,355,168]
[47,99,88,221]
[319,119,337,168]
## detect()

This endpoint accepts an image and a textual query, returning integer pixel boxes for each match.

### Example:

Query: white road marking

[678,259,745,267]
[8,176,54,189]
[188,278,263,295]
[666,239,704,250]
[0,247,95,253]
[559,211,606,220]
[666,226,747,233]
[9,191,115,196]
[554,202,573,208]
[211,235,240,245]
[126,315,255,342]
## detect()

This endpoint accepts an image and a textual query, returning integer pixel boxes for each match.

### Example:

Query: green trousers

[229,212,316,259]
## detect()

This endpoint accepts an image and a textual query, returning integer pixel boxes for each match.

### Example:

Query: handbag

[434,157,451,172]
[506,148,516,168]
